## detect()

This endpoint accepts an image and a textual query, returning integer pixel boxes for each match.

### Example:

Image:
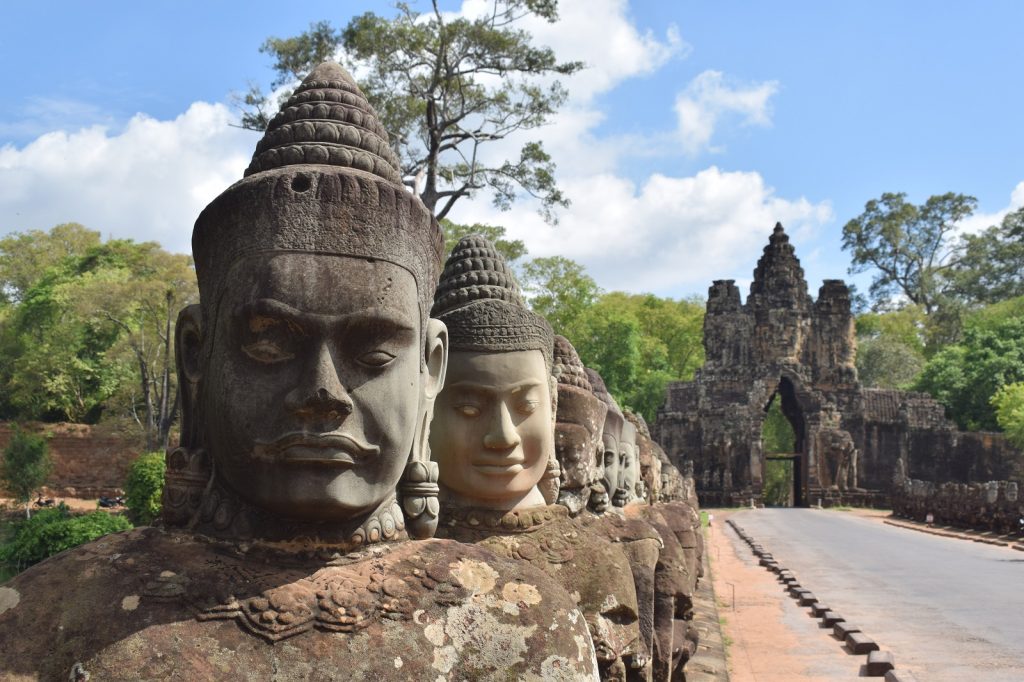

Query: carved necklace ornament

[440,504,579,565]
[142,539,467,643]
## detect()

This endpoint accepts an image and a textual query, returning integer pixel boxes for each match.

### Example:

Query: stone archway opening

[761,377,808,507]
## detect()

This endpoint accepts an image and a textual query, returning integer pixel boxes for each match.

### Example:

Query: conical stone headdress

[192,62,443,325]
[432,236,553,364]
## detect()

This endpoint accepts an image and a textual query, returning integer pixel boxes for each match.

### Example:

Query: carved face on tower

[429,236,556,511]
[172,63,447,531]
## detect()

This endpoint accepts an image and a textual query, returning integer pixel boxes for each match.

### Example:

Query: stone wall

[892,477,1023,534]
[0,422,142,498]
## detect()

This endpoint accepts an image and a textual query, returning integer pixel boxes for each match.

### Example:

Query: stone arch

[753,373,817,506]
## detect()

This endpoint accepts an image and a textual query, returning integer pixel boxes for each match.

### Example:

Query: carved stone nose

[286,386,353,419]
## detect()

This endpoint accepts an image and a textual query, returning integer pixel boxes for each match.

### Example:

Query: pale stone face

[618,423,638,499]
[431,349,554,509]
[199,253,427,520]
[601,431,620,498]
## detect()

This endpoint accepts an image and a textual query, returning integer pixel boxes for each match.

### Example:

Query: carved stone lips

[472,450,526,475]
[257,432,380,466]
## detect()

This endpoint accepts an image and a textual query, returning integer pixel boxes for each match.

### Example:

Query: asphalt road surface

[729,508,1024,681]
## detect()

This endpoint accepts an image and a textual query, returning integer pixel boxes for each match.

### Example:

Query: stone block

[865,650,895,676]
[821,611,844,627]
[811,603,830,617]
[846,631,878,654]
[798,592,817,606]
[833,621,860,639]
[884,669,917,682]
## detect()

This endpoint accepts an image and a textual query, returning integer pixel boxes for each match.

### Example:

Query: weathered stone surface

[652,223,1022,508]
[437,505,641,679]
[0,528,598,680]
[892,477,1024,534]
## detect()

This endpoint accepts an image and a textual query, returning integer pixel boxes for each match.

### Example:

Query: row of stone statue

[893,477,1022,535]
[0,62,702,681]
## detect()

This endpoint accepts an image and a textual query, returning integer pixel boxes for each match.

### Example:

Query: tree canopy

[0,226,197,449]
[842,192,977,315]
[241,1,582,222]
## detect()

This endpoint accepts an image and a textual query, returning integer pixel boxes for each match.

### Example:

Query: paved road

[729,508,1024,681]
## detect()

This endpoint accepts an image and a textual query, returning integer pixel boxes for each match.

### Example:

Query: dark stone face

[199,253,423,520]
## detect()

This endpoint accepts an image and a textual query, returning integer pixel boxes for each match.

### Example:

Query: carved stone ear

[424,318,448,399]
[175,305,203,449]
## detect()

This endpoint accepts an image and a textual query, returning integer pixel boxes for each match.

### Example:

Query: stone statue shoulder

[437,504,642,674]
[0,527,599,681]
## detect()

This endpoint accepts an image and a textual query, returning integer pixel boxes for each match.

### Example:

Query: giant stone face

[198,252,423,520]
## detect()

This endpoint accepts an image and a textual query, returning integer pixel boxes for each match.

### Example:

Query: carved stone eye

[358,350,396,367]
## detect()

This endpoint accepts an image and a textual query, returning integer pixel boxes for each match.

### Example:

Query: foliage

[0,504,131,570]
[0,223,100,305]
[762,399,795,455]
[123,452,166,526]
[762,460,793,507]
[950,207,1024,305]
[856,336,926,389]
[0,226,197,448]
[543,286,705,423]
[991,382,1024,450]
[242,1,582,222]
[914,314,1024,431]
[1,427,51,518]
[842,192,977,314]
[520,256,601,338]
[441,220,527,268]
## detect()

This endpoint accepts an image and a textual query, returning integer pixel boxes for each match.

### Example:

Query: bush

[0,503,132,569]
[123,452,166,526]
[1,426,51,517]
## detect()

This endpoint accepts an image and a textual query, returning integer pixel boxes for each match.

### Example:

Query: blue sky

[2,1,1022,300]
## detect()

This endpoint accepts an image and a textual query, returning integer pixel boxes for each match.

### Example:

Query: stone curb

[685,528,731,681]
[726,518,917,680]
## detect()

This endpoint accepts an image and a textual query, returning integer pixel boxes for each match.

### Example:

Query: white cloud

[955,180,1024,235]
[454,166,833,297]
[674,70,779,155]
[0,102,253,254]
[456,0,687,103]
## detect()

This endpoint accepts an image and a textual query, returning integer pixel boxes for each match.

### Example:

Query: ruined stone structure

[653,224,1023,507]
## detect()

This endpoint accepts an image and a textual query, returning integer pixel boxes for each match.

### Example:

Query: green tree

[842,192,977,314]
[123,453,166,526]
[950,206,1024,306]
[0,230,197,448]
[992,382,1024,450]
[914,315,1024,431]
[520,256,601,339]
[856,336,926,389]
[0,223,100,305]
[1,427,51,519]
[0,504,131,571]
[440,220,527,267]
[241,1,582,222]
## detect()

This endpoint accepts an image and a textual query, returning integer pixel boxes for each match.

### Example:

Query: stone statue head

[614,420,638,507]
[625,410,656,503]
[428,236,556,511]
[551,336,608,515]
[586,368,622,512]
[168,63,448,542]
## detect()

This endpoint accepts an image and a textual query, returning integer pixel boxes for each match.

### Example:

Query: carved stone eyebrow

[444,379,545,393]
[237,298,416,335]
